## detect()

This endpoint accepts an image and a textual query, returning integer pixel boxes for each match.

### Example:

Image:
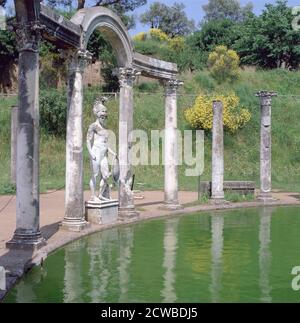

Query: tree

[140,2,168,29]
[47,0,147,11]
[140,2,195,37]
[192,19,241,53]
[234,0,300,69]
[0,28,18,92]
[47,0,146,29]
[202,0,253,22]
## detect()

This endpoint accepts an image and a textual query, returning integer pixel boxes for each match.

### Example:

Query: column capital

[62,49,93,73]
[115,67,141,87]
[255,91,278,105]
[163,79,184,95]
[13,21,44,53]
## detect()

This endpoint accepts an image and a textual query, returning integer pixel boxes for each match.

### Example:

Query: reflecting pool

[4,207,300,303]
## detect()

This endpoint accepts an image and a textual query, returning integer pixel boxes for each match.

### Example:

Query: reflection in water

[210,214,224,303]
[161,218,179,303]
[259,208,273,303]
[118,227,134,302]
[88,229,119,302]
[63,240,84,303]
[16,280,36,303]
[6,207,300,303]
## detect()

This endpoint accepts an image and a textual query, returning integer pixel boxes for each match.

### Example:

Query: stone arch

[71,7,133,67]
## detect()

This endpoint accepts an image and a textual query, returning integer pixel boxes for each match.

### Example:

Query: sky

[4,0,300,35]
[129,0,300,35]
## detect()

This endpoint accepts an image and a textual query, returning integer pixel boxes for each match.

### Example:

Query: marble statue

[87,97,118,203]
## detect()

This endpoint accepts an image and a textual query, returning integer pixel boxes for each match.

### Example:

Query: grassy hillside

[1,69,300,194]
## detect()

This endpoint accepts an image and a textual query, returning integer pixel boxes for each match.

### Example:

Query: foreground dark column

[62,50,91,232]
[7,22,45,249]
[211,100,225,203]
[163,79,183,210]
[117,67,140,220]
[256,91,277,202]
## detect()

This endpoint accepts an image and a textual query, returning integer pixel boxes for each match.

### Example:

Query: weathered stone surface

[163,80,183,210]
[133,52,178,80]
[211,101,225,201]
[117,67,140,219]
[71,7,133,67]
[40,3,81,49]
[7,19,45,249]
[256,91,277,202]
[85,200,119,225]
[62,50,91,232]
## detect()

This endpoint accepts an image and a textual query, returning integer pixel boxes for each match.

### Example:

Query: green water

[4,207,300,303]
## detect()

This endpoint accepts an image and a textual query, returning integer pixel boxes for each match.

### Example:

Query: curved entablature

[133,52,178,80]
[71,7,133,67]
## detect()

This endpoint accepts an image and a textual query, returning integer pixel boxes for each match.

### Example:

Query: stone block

[0,266,5,291]
[85,200,119,225]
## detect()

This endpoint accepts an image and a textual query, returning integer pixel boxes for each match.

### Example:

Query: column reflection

[259,207,273,303]
[210,214,224,303]
[118,227,134,302]
[161,218,179,303]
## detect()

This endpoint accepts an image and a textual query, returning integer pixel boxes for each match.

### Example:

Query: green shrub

[208,45,240,83]
[137,82,160,92]
[39,90,67,136]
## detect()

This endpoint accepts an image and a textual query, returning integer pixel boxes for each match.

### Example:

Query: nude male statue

[87,97,117,203]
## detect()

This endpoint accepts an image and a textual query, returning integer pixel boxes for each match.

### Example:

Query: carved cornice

[116,67,141,88]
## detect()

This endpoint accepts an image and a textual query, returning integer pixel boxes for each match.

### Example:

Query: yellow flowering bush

[168,36,185,51]
[185,93,251,133]
[149,28,169,42]
[208,46,240,83]
[133,32,147,42]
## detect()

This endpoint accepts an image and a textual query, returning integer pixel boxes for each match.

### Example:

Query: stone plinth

[85,200,119,225]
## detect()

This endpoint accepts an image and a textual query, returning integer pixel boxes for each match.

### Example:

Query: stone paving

[1,189,300,301]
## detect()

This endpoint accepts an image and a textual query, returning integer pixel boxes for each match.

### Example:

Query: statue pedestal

[85,200,119,225]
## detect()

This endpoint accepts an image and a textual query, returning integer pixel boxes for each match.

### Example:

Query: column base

[6,230,46,251]
[210,197,230,206]
[160,202,183,211]
[118,207,139,222]
[257,193,277,203]
[60,218,90,232]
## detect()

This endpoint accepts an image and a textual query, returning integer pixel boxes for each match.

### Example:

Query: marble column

[256,91,277,202]
[61,50,92,232]
[211,100,225,202]
[117,67,140,220]
[163,79,183,210]
[7,22,45,249]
